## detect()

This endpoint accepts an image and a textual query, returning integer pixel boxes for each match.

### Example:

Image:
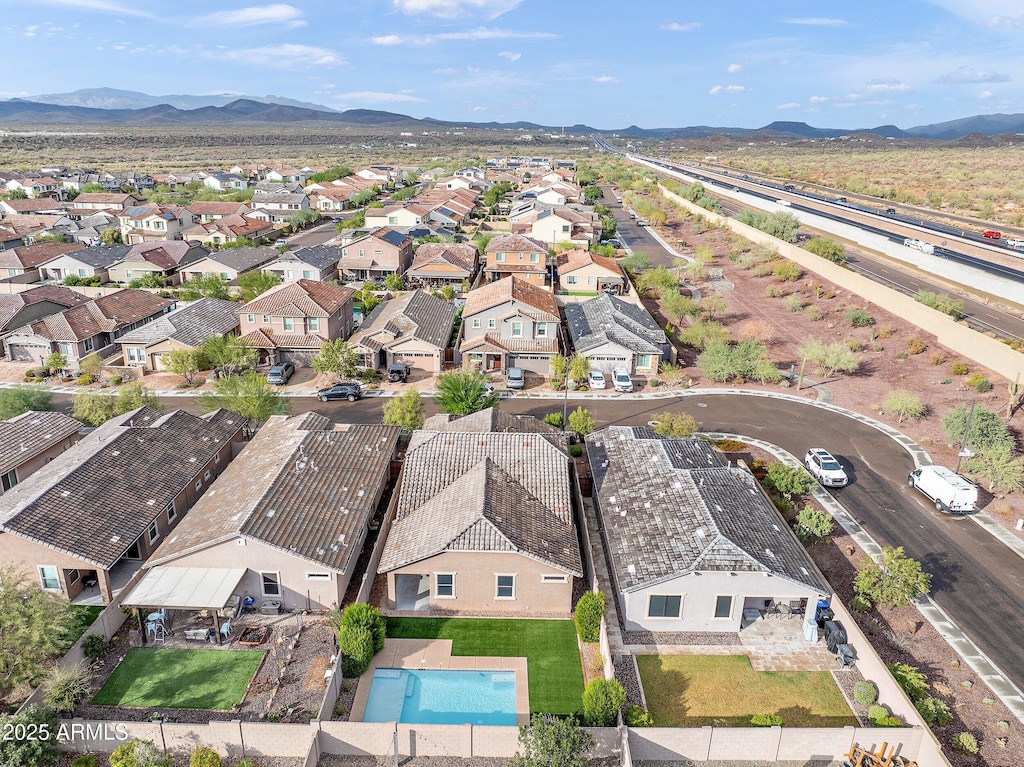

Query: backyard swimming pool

[362,668,517,725]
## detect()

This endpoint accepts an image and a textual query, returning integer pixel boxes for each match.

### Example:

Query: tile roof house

[107,241,209,286]
[260,245,341,283]
[483,233,549,288]
[556,249,627,294]
[178,246,279,284]
[377,419,582,616]
[0,407,244,604]
[0,411,83,496]
[0,285,92,342]
[118,204,196,245]
[38,243,131,283]
[459,275,562,375]
[238,279,355,366]
[348,290,455,373]
[0,198,66,217]
[4,289,176,368]
[422,407,562,434]
[72,193,144,213]
[144,415,401,611]
[564,293,672,375]
[0,242,84,277]
[405,242,478,289]
[338,227,414,281]
[118,298,241,370]
[181,213,274,247]
[248,192,310,225]
[186,201,251,222]
[587,427,830,635]
[364,203,431,229]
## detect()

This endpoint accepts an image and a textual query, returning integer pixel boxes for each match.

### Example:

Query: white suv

[804,448,849,488]
[612,368,633,393]
[588,369,606,390]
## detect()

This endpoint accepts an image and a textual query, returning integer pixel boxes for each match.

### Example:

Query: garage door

[6,343,50,363]
[586,355,629,369]
[508,354,550,375]
[280,350,314,366]
[393,352,438,372]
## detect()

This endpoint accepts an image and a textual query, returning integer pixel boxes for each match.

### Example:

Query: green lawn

[636,654,857,728]
[62,605,103,651]
[92,648,264,710]
[385,617,583,716]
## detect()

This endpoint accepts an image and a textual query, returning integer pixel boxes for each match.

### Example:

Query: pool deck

[350,638,529,725]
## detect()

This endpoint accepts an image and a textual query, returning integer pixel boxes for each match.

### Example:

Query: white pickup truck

[904,238,935,255]
[1006,238,1024,250]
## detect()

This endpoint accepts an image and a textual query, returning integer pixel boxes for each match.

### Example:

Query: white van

[908,465,978,514]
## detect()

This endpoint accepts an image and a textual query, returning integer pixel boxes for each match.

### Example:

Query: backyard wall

[656,183,1024,382]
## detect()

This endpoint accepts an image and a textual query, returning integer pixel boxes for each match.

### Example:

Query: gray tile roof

[286,245,342,270]
[0,411,82,476]
[378,431,581,575]
[564,294,667,355]
[0,408,243,569]
[117,298,240,348]
[150,417,400,571]
[64,244,132,268]
[587,426,829,594]
[193,246,278,272]
[420,407,563,436]
[350,290,455,353]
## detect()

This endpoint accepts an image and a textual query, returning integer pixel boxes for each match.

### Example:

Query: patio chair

[220,619,232,639]
[789,600,804,619]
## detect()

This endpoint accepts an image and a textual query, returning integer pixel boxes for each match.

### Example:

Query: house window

[1,468,17,492]
[566,275,578,285]
[562,225,570,233]
[472,318,481,329]
[487,318,496,329]
[147,521,159,543]
[166,503,177,523]
[302,270,314,279]
[529,253,539,263]
[67,569,80,585]
[83,338,94,352]
[220,272,230,280]
[714,595,733,619]
[388,216,398,225]
[518,253,524,261]
[261,572,281,596]
[283,316,295,331]
[511,321,523,337]
[435,573,455,598]
[648,595,682,618]
[536,323,547,338]
[6,269,16,277]
[39,566,60,591]
[195,480,202,492]
[247,314,255,323]
[262,314,270,323]
[204,470,211,481]
[306,573,330,581]
[285,270,294,280]
[78,269,88,277]
[58,342,73,357]
[542,574,568,583]
[125,270,133,279]
[308,317,320,332]
[587,276,595,286]
[636,354,653,369]
[495,253,505,262]
[496,574,516,599]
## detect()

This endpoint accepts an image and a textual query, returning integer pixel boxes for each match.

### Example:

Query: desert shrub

[950,732,979,755]
[338,625,374,678]
[915,290,964,319]
[698,340,780,384]
[906,339,926,355]
[750,713,783,727]
[849,595,872,613]
[846,308,874,327]
[109,374,124,385]
[234,761,257,767]
[189,747,222,767]
[951,361,969,376]
[543,412,563,428]
[76,374,95,386]
[43,662,92,713]
[929,352,946,365]
[765,284,786,298]
[72,756,99,767]
[749,261,777,277]
[338,603,386,653]
[82,633,109,661]
[784,295,804,312]
[916,696,953,726]
[715,438,748,452]
[772,261,802,282]
[581,678,626,726]
[804,237,846,263]
[574,591,605,642]
[966,372,992,392]
[876,715,904,727]
[805,305,824,321]
[876,323,895,339]
[867,705,890,724]
[795,506,835,542]
[678,320,729,350]
[570,444,584,457]
[895,351,908,360]
[942,404,1013,451]
[624,704,654,727]
[888,662,929,702]
[110,738,172,767]
[853,681,878,706]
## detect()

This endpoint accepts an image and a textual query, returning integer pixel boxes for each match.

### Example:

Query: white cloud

[335,91,428,104]
[372,35,403,45]
[865,79,910,93]
[195,4,305,28]
[784,17,849,27]
[809,95,834,103]
[985,15,1024,29]
[31,0,156,18]
[979,90,995,99]
[25,25,38,36]
[591,76,619,84]
[708,84,746,95]
[660,21,701,32]
[472,106,488,111]
[727,63,742,73]
[937,66,1010,84]
[207,43,345,69]
[393,0,523,20]
[777,102,800,109]
[413,27,555,43]
[498,50,521,61]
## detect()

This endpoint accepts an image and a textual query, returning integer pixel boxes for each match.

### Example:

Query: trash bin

[260,600,281,615]
[815,606,834,630]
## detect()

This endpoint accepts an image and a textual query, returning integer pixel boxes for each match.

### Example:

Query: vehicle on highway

[628,212,636,220]
[908,465,978,513]
[1006,238,1024,250]
[612,367,633,393]
[266,362,295,385]
[775,199,791,207]
[804,448,849,488]
[316,382,363,402]
[884,207,897,214]
[506,366,525,390]
[387,363,410,383]
[983,230,1002,239]
[636,218,648,226]
[588,369,606,390]
[904,238,935,255]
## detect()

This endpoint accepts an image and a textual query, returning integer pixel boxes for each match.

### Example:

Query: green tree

[179,274,230,301]
[167,348,202,386]
[765,462,815,499]
[434,371,499,415]
[80,182,106,193]
[383,389,425,431]
[45,351,67,374]
[78,352,105,378]
[942,404,1013,452]
[651,411,698,438]
[72,392,116,426]
[637,266,678,298]
[568,353,590,386]
[0,386,53,420]
[238,270,280,303]
[805,237,846,264]
[658,362,687,389]
[581,678,626,726]
[383,273,405,291]
[336,602,386,654]
[698,295,727,320]
[574,591,604,641]
[887,662,929,702]
[310,339,360,379]
[357,286,382,315]
[116,382,162,413]
[512,714,594,767]
[199,335,259,377]
[854,546,932,608]
[549,354,568,388]
[678,320,729,351]
[197,371,290,437]
[797,338,861,377]
[697,340,780,383]
[568,406,596,436]
[583,186,604,204]
[100,228,122,245]
[128,273,166,289]
[619,252,651,273]
[964,445,1024,494]
[0,706,61,767]
[795,505,835,542]
[882,390,926,424]
[441,284,455,301]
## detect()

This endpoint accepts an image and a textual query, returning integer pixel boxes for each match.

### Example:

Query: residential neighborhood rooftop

[0,410,82,476]
[117,297,240,348]
[350,289,455,352]
[564,292,667,354]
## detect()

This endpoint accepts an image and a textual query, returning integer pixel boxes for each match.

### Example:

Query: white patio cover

[121,567,247,610]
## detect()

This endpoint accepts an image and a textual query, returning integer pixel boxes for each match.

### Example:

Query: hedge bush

[110,739,172,767]
[574,591,605,642]
[887,662,929,702]
[846,308,874,327]
[338,624,374,678]
[867,705,890,724]
[876,715,904,727]
[750,713,783,727]
[853,680,878,706]
[189,746,221,767]
[916,696,953,726]
[581,678,625,726]
[43,662,92,713]
[624,704,654,727]
[82,633,109,661]
[338,603,386,653]
[71,756,99,767]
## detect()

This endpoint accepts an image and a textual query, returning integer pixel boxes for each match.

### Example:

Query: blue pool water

[362,668,517,725]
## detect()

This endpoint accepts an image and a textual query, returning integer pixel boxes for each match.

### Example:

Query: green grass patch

[562,291,600,297]
[385,617,583,716]
[637,654,857,727]
[92,648,264,710]
[61,605,104,650]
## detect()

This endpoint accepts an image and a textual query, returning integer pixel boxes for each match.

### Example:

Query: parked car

[506,367,525,390]
[266,362,295,385]
[588,369,606,389]
[804,448,849,488]
[908,465,978,513]
[387,363,410,383]
[316,382,362,402]
[612,367,633,393]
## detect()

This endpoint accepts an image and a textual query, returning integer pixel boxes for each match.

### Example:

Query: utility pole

[955,401,976,474]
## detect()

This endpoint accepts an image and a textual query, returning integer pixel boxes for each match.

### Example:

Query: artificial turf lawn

[92,648,264,710]
[385,617,583,716]
[636,654,858,727]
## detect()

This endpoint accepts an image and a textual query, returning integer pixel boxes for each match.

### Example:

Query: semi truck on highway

[904,238,935,255]
[908,465,978,514]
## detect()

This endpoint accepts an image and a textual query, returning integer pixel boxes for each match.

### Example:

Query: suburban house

[4,290,176,368]
[248,192,310,225]
[261,245,341,283]
[182,214,274,247]
[459,275,561,374]
[348,290,455,373]
[0,286,91,344]
[70,213,121,245]
[377,412,582,615]
[141,415,401,612]
[238,279,355,365]
[107,242,208,286]
[517,207,595,246]
[564,293,672,376]
[0,198,66,217]
[178,246,279,284]
[338,228,414,281]
[6,177,61,199]
[201,172,248,192]
[0,242,84,278]
[38,243,131,283]
[72,193,144,214]
[118,204,196,245]
[365,204,430,229]
[118,298,240,370]
[405,242,478,289]
[587,427,831,634]
[482,233,549,287]
[186,201,251,223]
[555,249,627,294]
[0,411,83,495]
[0,407,244,604]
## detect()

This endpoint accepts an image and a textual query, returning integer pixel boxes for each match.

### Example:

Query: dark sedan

[316,382,363,402]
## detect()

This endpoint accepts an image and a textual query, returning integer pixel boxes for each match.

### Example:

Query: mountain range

[2,88,1023,141]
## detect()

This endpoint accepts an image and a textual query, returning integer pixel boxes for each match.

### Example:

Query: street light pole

[955,401,976,474]
[562,365,570,433]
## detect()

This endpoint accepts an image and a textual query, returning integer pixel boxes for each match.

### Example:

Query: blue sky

[2,0,1023,129]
